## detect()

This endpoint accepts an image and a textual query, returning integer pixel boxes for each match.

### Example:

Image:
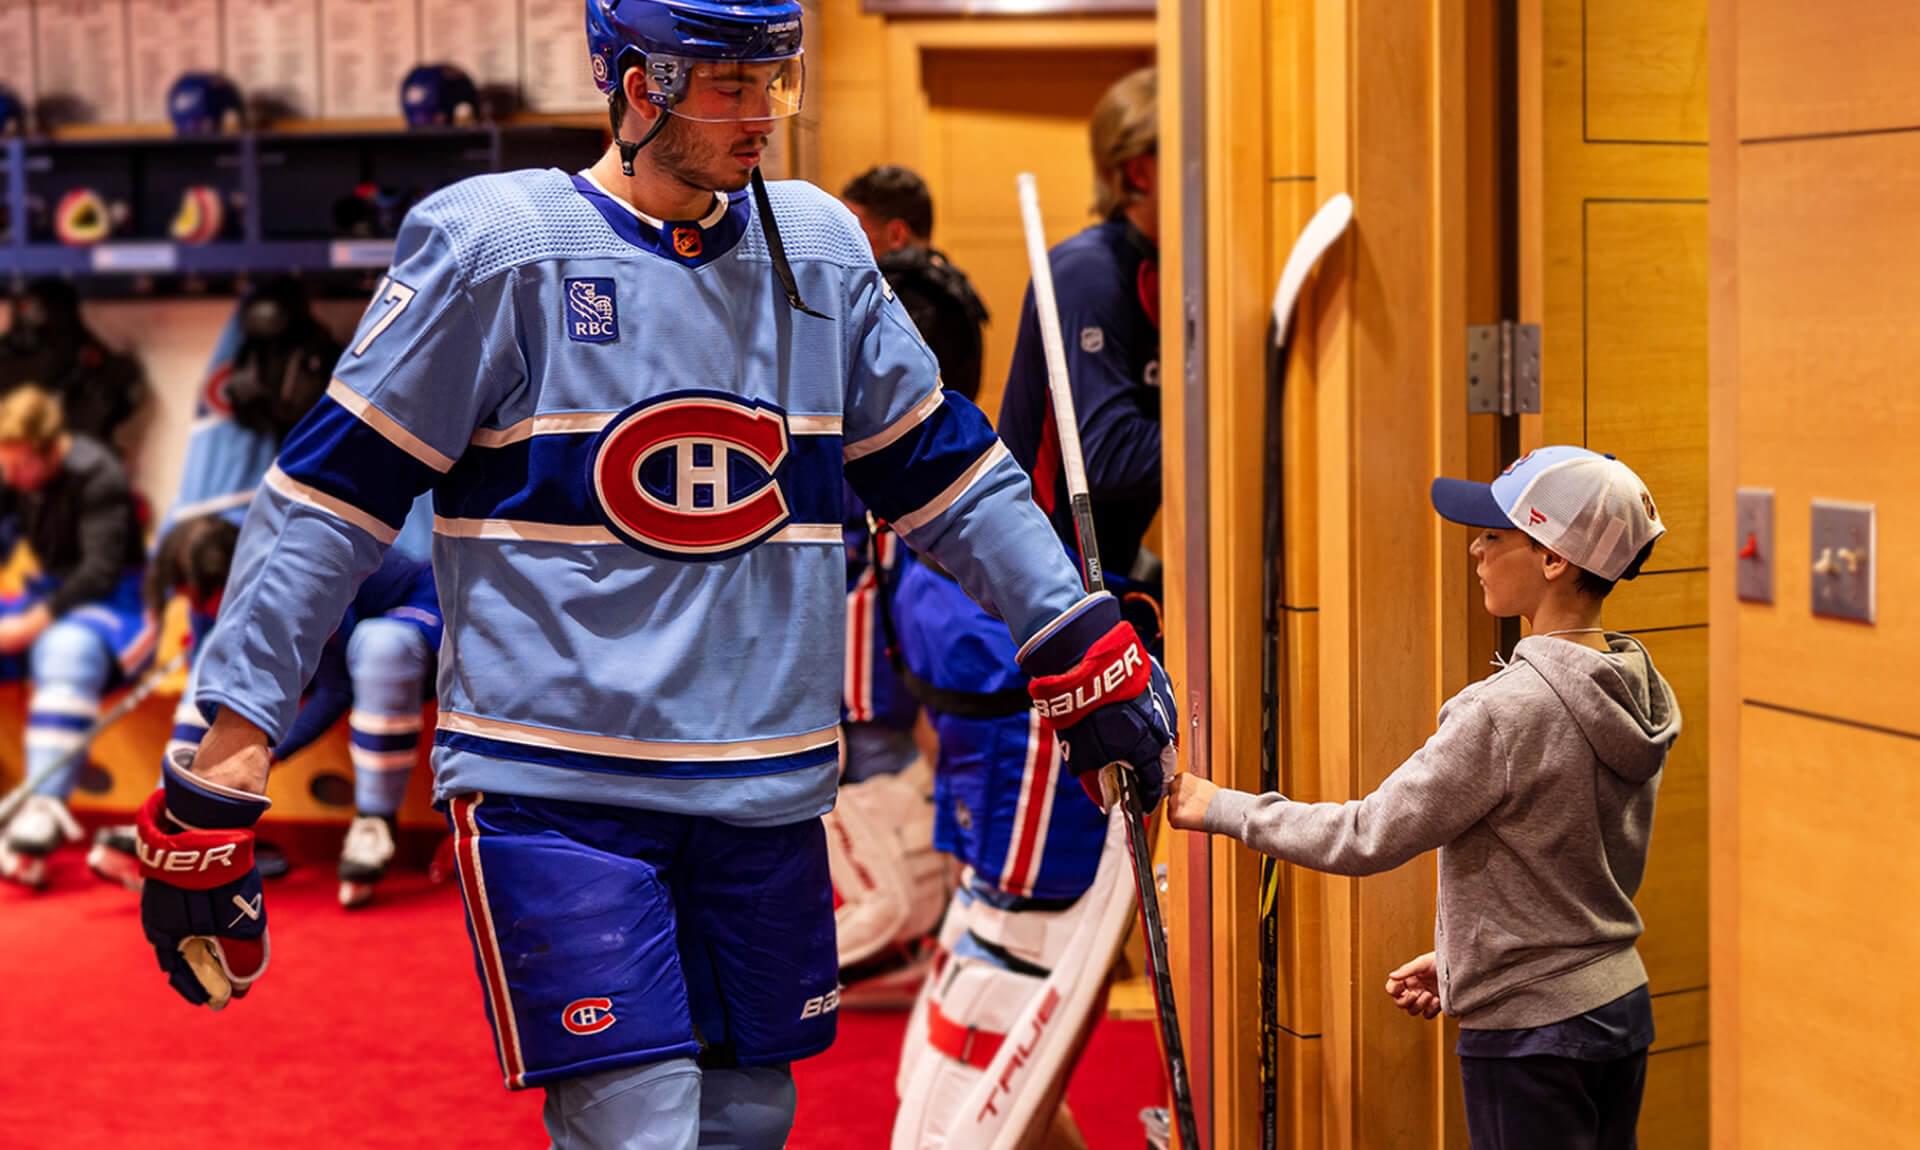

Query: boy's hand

[1385,952,1442,1019]
[1165,771,1218,830]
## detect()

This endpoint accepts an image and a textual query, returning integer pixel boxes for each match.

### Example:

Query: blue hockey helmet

[585,0,805,121]
[168,73,244,136]
[0,86,25,138]
[400,63,480,128]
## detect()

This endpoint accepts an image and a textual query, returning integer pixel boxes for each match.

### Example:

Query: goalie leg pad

[827,761,947,968]
[891,810,1134,1150]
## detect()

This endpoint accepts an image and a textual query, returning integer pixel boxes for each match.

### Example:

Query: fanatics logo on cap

[565,278,619,343]
[672,227,703,259]
[1527,507,1547,526]
[563,998,617,1035]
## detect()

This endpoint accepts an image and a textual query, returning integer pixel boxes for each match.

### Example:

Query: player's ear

[622,66,659,126]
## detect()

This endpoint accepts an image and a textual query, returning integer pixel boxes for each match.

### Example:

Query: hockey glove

[1021,596,1178,812]
[136,754,271,1010]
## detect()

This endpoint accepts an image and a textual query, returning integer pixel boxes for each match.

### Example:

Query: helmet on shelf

[399,64,479,128]
[167,73,245,136]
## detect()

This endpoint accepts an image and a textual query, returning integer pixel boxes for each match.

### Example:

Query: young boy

[1167,445,1681,1149]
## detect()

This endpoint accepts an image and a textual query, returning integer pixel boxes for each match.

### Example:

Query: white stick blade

[1272,192,1355,347]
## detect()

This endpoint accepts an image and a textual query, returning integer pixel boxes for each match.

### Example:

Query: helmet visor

[651,53,805,122]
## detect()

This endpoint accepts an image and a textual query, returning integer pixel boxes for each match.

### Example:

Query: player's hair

[1528,536,1657,600]
[1091,66,1157,219]
[841,166,934,240]
[0,385,65,453]
[146,514,240,619]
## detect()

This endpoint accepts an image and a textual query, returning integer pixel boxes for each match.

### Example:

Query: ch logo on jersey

[562,997,617,1036]
[672,227,703,259]
[565,278,620,344]
[591,390,793,560]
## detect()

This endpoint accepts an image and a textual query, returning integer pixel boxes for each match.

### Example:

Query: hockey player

[0,386,152,889]
[87,514,440,908]
[130,3,1176,1149]
[840,166,990,403]
[888,67,1166,1150]
[997,66,1162,582]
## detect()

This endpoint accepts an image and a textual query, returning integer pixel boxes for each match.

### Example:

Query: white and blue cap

[1430,445,1665,581]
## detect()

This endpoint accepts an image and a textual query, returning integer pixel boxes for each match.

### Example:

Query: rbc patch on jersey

[565,278,619,343]
[590,390,793,561]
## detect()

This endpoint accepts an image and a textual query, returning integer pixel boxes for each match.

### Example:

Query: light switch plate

[1811,500,1875,623]
[1736,488,1774,604]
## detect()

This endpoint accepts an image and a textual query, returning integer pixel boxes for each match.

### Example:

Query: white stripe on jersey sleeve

[845,388,944,462]
[327,380,456,472]
[265,465,401,544]
[890,441,1011,536]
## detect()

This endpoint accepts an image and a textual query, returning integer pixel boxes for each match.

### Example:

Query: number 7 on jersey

[354,276,418,357]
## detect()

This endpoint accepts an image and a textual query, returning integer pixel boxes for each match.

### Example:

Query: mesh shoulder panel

[415,169,634,285]
[737,179,873,268]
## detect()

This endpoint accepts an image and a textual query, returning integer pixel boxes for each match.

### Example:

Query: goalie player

[130,1,1176,1146]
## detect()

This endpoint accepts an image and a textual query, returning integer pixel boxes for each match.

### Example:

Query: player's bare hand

[193,709,273,795]
[1164,771,1217,831]
[1385,952,1442,1019]
[0,604,52,655]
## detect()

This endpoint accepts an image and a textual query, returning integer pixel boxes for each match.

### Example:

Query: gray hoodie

[1203,633,1680,1030]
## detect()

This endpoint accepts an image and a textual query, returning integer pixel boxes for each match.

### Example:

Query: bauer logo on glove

[137,750,272,1010]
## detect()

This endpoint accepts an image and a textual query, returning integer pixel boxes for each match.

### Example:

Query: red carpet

[0,854,1163,1147]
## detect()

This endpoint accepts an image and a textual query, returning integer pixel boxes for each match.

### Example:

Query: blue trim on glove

[161,750,270,831]
[1018,594,1124,676]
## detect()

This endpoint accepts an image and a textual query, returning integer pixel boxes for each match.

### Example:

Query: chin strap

[611,93,672,177]
[750,166,831,320]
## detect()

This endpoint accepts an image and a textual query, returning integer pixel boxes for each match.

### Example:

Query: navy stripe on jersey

[435,431,845,528]
[844,393,1003,527]
[435,731,841,781]
[278,398,444,531]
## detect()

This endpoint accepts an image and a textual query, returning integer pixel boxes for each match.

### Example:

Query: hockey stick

[0,649,189,829]
[1016,173,1202,1150]
[1257,192,1353,1149]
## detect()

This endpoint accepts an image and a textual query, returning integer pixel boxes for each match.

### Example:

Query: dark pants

[1460,1050,1647,1149]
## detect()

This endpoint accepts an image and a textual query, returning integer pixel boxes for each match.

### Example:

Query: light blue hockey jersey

[194,167,1096,826]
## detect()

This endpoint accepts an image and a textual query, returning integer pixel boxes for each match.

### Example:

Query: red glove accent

[1026,623,1151,730]
[134,790,257,892]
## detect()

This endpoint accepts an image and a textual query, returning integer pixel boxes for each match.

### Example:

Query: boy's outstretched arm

[1166,694,1508,876]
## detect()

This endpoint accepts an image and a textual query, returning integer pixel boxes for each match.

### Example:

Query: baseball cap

[1430,445,1665,581]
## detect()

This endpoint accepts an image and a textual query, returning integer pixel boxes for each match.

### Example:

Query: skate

[0,795,82,891]
[338,814,396,909]
[86,823,144,893]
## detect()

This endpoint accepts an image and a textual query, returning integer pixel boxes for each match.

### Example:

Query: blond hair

[0,386,66,453]
[1091,67,1157,219]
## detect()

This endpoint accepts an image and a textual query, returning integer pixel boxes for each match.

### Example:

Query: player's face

[0,442,56,492]
[1469,527,1548,619]
[653,110,771,194]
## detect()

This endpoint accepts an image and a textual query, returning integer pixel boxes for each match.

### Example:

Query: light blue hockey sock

[345,618,430,817]
[25,622,112,799]
[543,1058,702,1150]
[698,1065,797,1150]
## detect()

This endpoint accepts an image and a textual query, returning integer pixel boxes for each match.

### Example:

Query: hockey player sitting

[0,386,152,890]
[891,67,1169,1150]
[129,1,1176,1146]
[88,513,440,909]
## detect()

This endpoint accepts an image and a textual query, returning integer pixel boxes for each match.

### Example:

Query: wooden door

[917,46,1154,423]
[1524,1,1711,1143]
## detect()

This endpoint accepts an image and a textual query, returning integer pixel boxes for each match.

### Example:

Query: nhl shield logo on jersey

[564,278,619,343]
[672,227,703,259]
[562,997,617,1036]
[591,390,794,560]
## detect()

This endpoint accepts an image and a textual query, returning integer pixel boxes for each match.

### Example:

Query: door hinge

[1467,322,1541,416]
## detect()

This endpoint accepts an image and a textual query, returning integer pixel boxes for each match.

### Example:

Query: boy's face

[1470,526,1553,618]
